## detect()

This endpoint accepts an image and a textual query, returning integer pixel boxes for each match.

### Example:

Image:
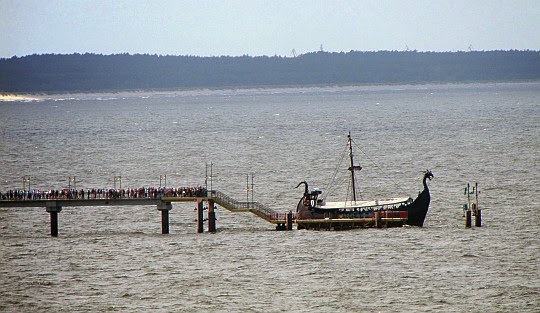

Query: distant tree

[0,50,539,93]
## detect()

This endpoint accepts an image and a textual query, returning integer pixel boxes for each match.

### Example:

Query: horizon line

[2,49,540,60]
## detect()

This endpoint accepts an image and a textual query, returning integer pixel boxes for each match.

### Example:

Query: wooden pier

[0,190,293,237]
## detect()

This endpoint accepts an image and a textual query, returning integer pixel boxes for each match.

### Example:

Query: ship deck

[318,197,412,210]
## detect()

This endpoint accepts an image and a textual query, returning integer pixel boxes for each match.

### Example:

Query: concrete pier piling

[208,199,216,233]
[161,210,169,234]
[197,198,204,233]
[46,204,62,237]
[157,201,172,234]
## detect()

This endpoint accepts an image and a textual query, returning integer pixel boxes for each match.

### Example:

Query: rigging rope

[321,134,409,203]
[350,137,409,196]
[346,174,352,204]
[322,144,348,200]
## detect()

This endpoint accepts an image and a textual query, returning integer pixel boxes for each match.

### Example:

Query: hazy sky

[1,0,539,58]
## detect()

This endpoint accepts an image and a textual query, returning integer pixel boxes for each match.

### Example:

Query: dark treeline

[1,50,539,93]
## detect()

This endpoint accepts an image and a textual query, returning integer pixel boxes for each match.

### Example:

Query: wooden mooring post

[374,211,382,228]
[285,211,293,231]
[475,209,482,227]
[465,210,472,228]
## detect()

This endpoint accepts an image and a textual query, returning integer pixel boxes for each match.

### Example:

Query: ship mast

[347,132,362,202]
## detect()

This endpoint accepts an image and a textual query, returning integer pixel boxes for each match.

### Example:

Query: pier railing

[209,191,289,223]
[209,191,249,212]
[249,202,288,223]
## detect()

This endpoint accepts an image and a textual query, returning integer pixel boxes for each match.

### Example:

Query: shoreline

[0,94,42,102]
[2,81,539,102]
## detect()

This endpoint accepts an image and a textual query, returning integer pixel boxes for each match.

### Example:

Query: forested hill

[1,50,539,93]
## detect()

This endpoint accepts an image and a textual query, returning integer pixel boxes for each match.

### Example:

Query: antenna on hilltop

[320,44,324,52]
[291,48,297,57]
[468,44,474,52]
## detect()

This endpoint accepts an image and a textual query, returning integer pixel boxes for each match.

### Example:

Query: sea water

[0,83,538,312]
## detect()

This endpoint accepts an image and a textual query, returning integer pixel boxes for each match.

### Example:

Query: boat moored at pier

[295,132,433,230]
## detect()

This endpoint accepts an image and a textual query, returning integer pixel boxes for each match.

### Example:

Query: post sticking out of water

[475,209,482,227]
[197,198,204,233]
[208,199,216,233]
[374,211,382,228]
[157,201,172,234]
[161,210,169,234]
[285,211,293,230]
[464,182,481,228]
[46,203,62,237]
[474,182,481,227]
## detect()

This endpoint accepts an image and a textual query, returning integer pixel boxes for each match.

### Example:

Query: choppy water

[0,83,538,312]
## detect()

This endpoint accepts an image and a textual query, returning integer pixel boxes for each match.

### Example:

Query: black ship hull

[295,171,432,230]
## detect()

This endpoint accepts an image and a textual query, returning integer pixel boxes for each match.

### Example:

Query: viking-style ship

[295,132,433,230]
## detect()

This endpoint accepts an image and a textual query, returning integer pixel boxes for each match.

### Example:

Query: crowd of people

[0,186,208,201]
